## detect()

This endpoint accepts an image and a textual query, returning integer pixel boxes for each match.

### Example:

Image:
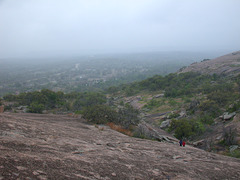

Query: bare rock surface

[179,50,240,75]
[1,113,240,179]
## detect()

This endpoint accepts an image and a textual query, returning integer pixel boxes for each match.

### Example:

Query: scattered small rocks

[16,166,27,171]
[111,173,117,177]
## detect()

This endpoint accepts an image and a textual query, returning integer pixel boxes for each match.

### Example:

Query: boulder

[223,112,236,120]
[179,111,186,118]
[160,119,171,129]
[153,94,164,98]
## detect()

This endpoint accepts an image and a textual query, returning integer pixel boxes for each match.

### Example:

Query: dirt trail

[1,113,240,179]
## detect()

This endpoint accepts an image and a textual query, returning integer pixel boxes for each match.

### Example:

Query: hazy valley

[1,50,240,179]
[1,0,240,179]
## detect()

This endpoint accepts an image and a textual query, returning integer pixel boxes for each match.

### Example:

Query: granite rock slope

[1,113,240,180]
[179,50,240,75]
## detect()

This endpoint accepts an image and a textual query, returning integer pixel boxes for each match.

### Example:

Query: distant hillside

[0,52,197,97]
[179,51,240,75]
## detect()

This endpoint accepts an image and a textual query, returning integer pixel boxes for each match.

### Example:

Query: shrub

[72,92,106,111]
[117,104,140,128]
[169,118,205,139]
[199,100,221,117]
[82,105,118,124]
[28,102,44,113]
[143,99,163,110]
[199,114,214,125]
[222,127,237,146]
[174,121,193,139]
[228,149,240,158]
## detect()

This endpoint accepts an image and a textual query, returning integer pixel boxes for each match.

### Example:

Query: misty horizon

[0,0,240,59]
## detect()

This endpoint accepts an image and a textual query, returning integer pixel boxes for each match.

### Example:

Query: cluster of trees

[3,90,106,114]
[106,72,240,141]
[82,104,140,128]
[108,72,220,97]
[3,89,140,130]
[169,118,205,139]
[3,71,240,143]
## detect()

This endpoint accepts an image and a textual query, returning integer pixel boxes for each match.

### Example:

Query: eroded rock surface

[179,50,240,76]
[1,113,240,179]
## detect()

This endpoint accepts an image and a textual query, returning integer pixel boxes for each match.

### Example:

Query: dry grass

[107,122,133,136]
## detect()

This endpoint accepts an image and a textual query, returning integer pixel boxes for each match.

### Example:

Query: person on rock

[182,141,186,147]
[179,139,183,146]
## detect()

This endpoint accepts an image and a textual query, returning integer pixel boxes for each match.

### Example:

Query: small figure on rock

[179,139,183,146]
[182,141,186,147]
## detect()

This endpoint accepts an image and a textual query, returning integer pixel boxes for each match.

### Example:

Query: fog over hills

[1,1,240,179]
[0,0,240,58]
[0,51,223,96]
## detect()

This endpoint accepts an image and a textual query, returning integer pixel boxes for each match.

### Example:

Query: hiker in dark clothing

[179,139,183,146]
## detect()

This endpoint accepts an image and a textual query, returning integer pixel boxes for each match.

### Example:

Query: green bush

[199,100,221,117]
[222,127,237,146]
[82,104,140,129]
[82,105,118,124]
[72,92,106,111]
[118,104,140,128]
[28,102,44,113]
[228,149,240,158]
[228,101,240,113]
[199,114,214,125]
[174,121,193,139]
[143,99,163,110]
[169,118,205,139]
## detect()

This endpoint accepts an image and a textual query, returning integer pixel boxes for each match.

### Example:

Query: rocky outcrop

[160,119,171,129]
[1,113,240,179]
[219,112,236,120]
[136,121,177,143]
[179,50,240,76]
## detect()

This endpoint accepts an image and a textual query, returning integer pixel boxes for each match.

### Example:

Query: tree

[82,105,118,124]
[28,102,44,113]
[118,104,140,128]
[174,121,193,139]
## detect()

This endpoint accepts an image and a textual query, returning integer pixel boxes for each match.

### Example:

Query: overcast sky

[0,0,239,58]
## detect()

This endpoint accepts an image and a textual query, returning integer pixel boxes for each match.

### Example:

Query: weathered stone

[153,94,164,98]
[1,113,240,179]
[178,50,240,76]
[136,121,177,143]
[160,119,171,129]
[179,111,186,118]
[223,112,236,120]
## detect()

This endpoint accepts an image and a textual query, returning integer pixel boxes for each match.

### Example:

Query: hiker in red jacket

[182,141,186,147]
